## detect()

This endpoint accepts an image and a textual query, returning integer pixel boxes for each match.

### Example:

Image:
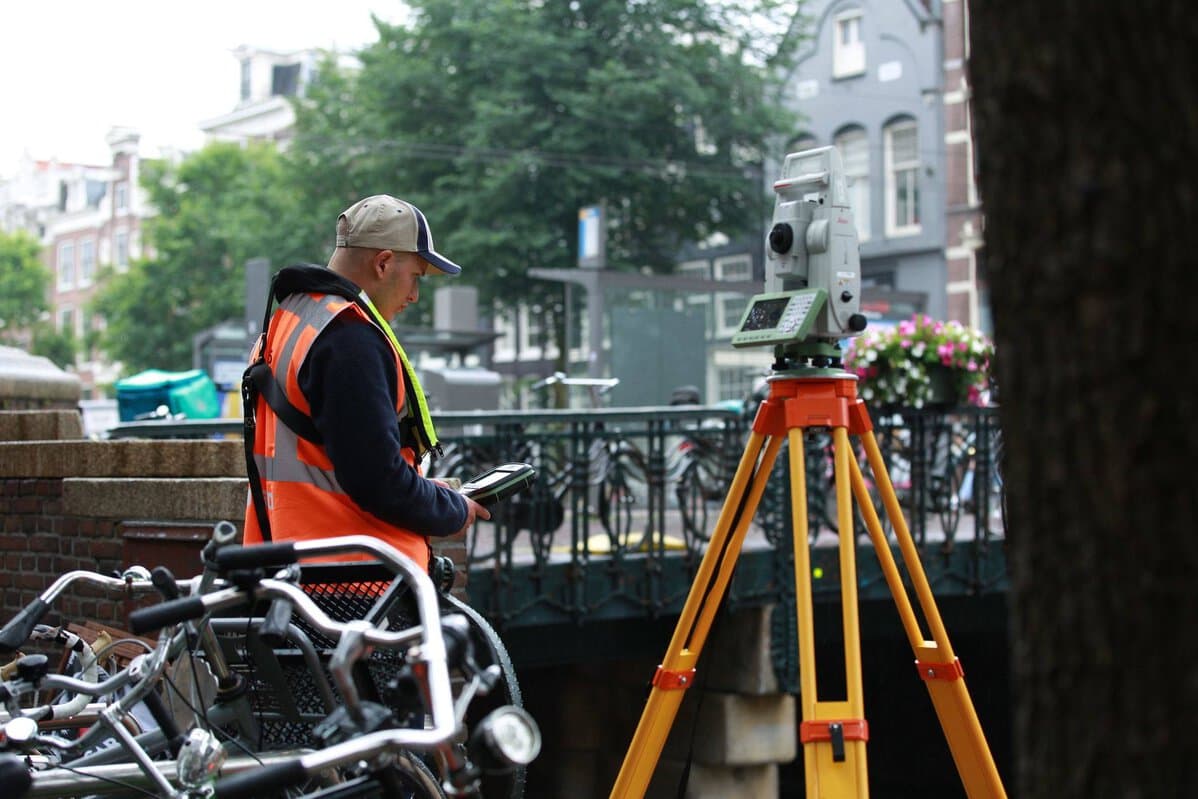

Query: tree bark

[969,3,1198,795]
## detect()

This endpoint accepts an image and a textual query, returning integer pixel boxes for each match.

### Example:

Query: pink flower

[957,341,969,352]
[968,385,981,405]
[967,360,978,372]
[901,339,912,349]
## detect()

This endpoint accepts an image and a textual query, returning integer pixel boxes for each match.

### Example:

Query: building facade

[941,0,987,330]
[779,0,947,322]
[0,127,152,394]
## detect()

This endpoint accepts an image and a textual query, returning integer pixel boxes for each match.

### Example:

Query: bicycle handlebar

[214,541,297,571]
[127,596,208,636]
[0,570,171,653]
[0,599,49,653]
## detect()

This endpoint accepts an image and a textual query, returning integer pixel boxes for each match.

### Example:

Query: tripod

[610,367,1006,798]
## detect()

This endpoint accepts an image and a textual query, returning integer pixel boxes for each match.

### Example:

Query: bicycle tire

[675,460,711,544]
[439,593,528,799]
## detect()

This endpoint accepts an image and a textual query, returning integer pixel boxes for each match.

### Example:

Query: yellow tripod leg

[791,427,870,798]
[610,431,783,799]
[852,428,1007,799]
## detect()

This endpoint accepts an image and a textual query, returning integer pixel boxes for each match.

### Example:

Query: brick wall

[1,477,124,626]
[0,410,469,634]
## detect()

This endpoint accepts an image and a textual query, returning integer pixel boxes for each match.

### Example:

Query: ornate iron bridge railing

[428,405,1007,629]
[107,405,1008,630]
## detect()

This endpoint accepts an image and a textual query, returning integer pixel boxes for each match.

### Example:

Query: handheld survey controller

[460,463,537,507]
[732,146,867,353]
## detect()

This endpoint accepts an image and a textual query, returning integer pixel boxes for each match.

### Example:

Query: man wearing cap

[241,195,489,570]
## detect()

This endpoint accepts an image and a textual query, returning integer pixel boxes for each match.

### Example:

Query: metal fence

[107,404,1007,626]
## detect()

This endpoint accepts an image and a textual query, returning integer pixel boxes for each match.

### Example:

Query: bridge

[417,406,1007,679]
[83,402,1008,796]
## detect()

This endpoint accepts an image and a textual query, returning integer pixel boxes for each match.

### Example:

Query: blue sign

[578,205,604,268]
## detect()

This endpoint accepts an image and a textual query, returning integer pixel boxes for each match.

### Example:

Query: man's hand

[458,496,491,535]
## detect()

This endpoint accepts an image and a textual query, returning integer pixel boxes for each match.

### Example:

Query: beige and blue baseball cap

[335,194,462,275]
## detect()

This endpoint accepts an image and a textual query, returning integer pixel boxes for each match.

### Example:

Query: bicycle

[0,532,538,799]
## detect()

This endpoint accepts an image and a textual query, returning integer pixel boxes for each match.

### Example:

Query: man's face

[379,251,429,318]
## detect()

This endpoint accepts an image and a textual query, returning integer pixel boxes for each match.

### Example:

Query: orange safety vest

[242,291,430,568]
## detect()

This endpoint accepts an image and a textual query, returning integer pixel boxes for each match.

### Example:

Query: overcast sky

[0,1,408,175]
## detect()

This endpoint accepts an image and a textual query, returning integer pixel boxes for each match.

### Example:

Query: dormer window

[272,63,301,97]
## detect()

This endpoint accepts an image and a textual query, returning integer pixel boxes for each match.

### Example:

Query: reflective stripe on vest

[242,292,430,568]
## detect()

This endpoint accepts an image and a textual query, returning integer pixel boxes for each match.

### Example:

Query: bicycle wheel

[935,464,963,542]
[675,459,711,544]
[439,594,529,799]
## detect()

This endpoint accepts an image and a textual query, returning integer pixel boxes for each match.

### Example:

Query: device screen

[467,468,515,491]
[741,297,791,331]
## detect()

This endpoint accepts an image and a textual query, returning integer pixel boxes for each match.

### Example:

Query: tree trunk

[969,3,1198,795]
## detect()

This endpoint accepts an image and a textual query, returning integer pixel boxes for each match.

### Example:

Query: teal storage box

[115,369,222,421]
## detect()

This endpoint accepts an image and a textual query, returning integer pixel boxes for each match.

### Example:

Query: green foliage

[0,229,51,338]
[30,322,76,369]
[92,142,310,372]
[288,0,800,313]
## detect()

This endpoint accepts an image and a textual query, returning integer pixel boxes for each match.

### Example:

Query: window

[786,133,818,157]
[115,182,128,212]
[240,58,252,102]
[492,309,516,362]
[885,119,921,235]
[519,304,544,360]
[717,366,758,404]
[57,241,75,290]
[114,229,129,271]
[57,306,74,336]
[79,238,95,287]
[834,127,871,241]
[715,255,752,336]
[272,63,301,97]
[833,10,865,78]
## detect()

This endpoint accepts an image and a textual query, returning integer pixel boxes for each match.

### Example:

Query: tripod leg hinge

[916,657,965,681]
[800,719,869,763]
[651,665,696,691]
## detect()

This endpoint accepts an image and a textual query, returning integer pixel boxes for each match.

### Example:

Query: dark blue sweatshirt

[292,281,468,537]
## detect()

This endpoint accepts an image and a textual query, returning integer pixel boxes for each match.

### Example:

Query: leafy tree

[29,322,76,370]
[0,229,51,340]
[288,0,800,318]
[92,142,310,372]
[971,1,1197,795]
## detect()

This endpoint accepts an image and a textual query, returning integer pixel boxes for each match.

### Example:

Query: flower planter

[844,315,994,409]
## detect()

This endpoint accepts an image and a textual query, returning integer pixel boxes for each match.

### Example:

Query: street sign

[578,205,605,269]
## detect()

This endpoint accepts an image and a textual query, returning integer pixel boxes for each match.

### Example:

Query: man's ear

[374,249,394,276]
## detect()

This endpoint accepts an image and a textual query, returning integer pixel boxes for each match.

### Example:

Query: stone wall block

[0,410,83,442]
[689,692,796,766]
[701,605,780,695]
[62,478,248,521]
